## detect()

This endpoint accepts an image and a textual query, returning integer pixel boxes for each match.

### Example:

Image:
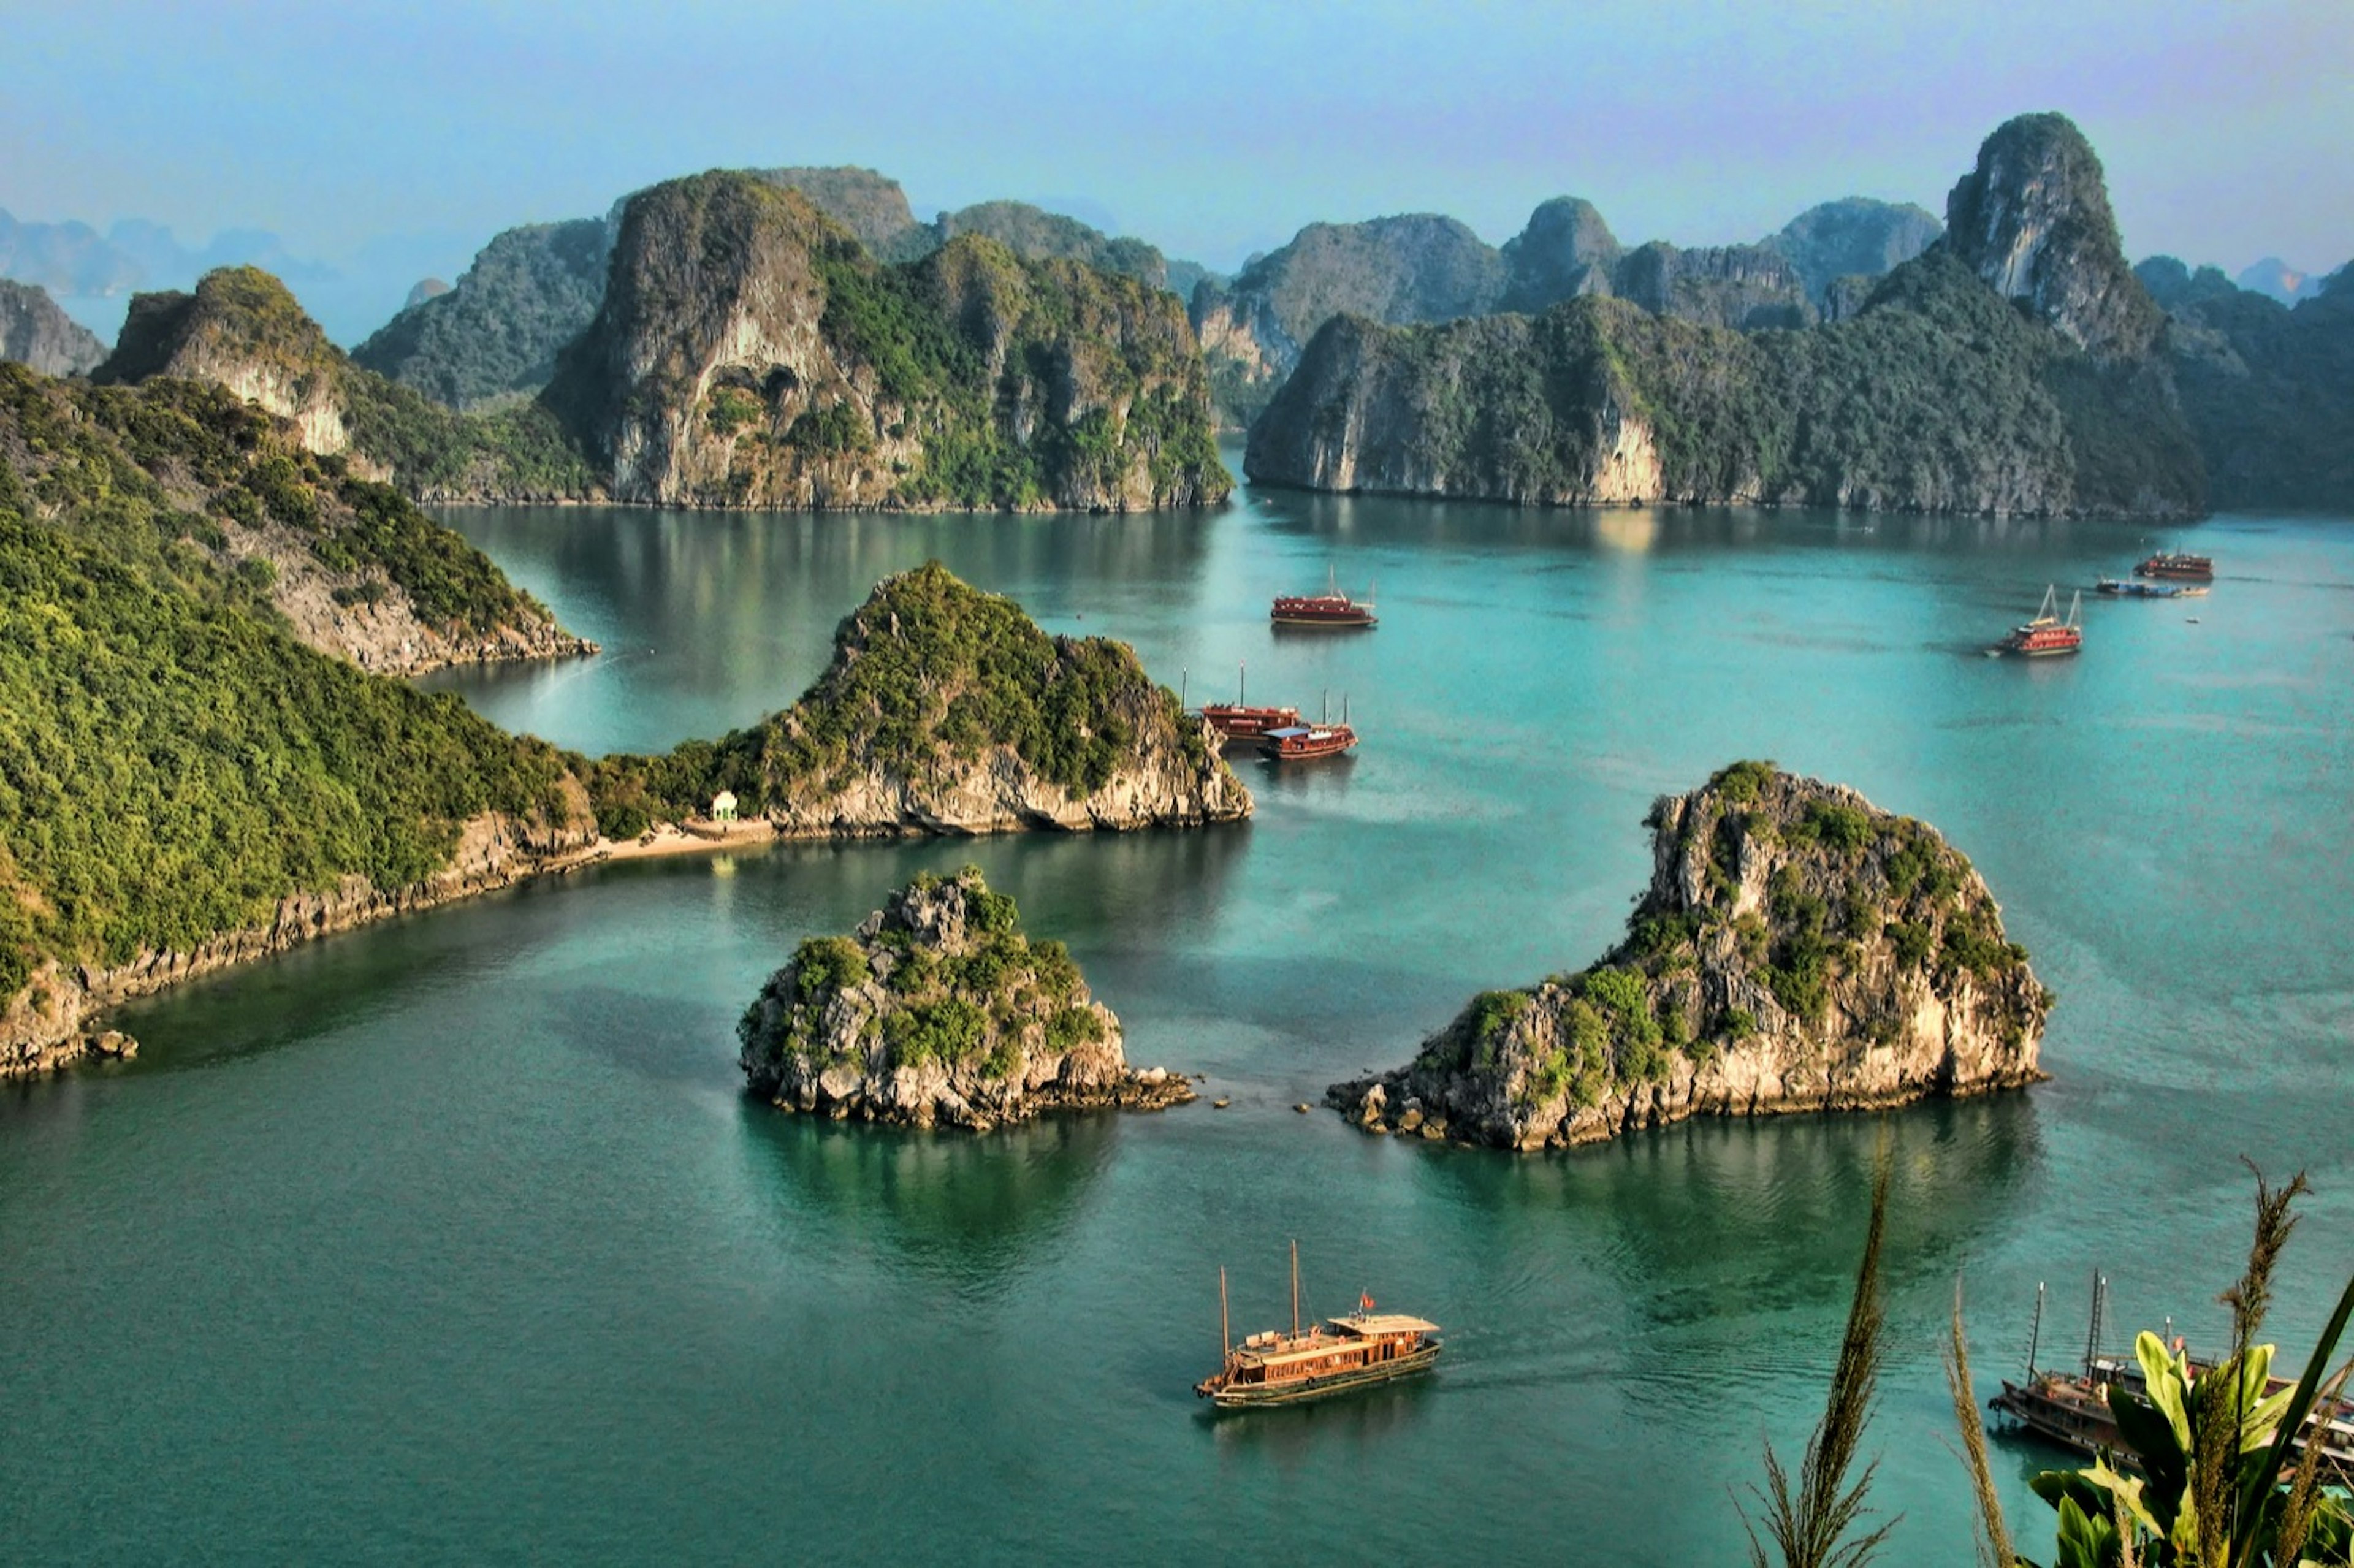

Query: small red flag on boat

[1359,1290,1375,1313]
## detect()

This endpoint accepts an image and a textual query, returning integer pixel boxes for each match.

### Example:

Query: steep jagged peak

[1944,112,2163,358]
[1501,196,1622,313]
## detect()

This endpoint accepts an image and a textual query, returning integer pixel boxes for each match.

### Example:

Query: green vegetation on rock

[736,866,1187,1129]
[1353,761,2049,1151]
[582,561,1228,835]
[352,218,614,410]
[0,379,578,1007]
[97,265,598,501]
[548,172,1227,511]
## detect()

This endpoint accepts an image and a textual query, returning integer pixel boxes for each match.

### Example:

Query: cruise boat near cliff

[1196,662,1300,742]
[1271,566,1377,628]
[1195,1244,1442,1410]
[2135,551,2215,581]
[1998,586,2083,657]
[1260,695,1358,762]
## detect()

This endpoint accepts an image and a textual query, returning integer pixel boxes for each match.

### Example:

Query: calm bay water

[6,457,2353,1563]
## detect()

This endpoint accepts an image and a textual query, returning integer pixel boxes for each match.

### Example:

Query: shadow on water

[737,1101,1118,1289]
[1195,1368,1439,1455]
[1408,1092,2045,1322]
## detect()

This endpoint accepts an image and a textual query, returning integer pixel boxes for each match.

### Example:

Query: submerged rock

[1330,762,2051,1151]
[737,868,1194,1130]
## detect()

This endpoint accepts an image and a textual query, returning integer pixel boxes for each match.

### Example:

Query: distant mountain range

[12,119,2352,514]
[1244,113,2207,517]
[1189,195,1941,426]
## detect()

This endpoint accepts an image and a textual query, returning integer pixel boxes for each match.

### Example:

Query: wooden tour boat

[1195,661,1300,742]
[1272,566,1377,628]
[1988,1275,2354,1485]
[1999,586,2083,657]
[1195,1243,1442,1410]
[2135,551,2215,581]
[1260,693,1358,763]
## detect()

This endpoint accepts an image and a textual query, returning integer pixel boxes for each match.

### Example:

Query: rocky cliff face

[1245,310,1664,503]
[1201,194,1943,428]
[0,280,105,375]
[98,266,371,462]
[589,563,1251,837]
[90,265,600,505]
[1330,763,2049,1151]
[1190,213,1507,422]
[1247,246,2203,517]
[1945,112,2164,360]
[1246,115,2207,520]
[737,869,1192,1130]
[546,172,1226,511]
[755,166,932,262]
[1613,240,1815,330]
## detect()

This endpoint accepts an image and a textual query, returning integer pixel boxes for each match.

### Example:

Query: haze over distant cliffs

[1244,112,2206,520]
[0,281,105,376]
[1190,195,1940,426]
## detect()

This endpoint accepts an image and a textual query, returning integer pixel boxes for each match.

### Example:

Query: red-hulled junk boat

[1196,661,1299,742]
[1999,586,2083,657]
[1271,566,1377,628]
[1195,1243,1442,1410]
[2135,551,2214,581]
[1260,694,1358,762]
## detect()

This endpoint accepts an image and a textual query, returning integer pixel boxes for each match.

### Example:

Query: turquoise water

[6,464,2353,1563]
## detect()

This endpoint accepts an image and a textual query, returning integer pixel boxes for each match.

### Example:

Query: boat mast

[2066,590,2082,630]
[2027,1280,2045,1379]
[1290,1240,1300,1338]
[1220,1266,1232,1363]
[1342,693,1350,726]
[2081,1269,2106,1380]
[1180,666,1188,709]
[1238,660,1246,707]
[1321,689,1330,725]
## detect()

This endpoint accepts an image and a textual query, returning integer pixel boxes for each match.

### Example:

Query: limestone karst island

[7,6,2353,1564]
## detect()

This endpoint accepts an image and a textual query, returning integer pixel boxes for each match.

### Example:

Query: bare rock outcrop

[1943,111,2165,361]
[738,868,1192,1129]
[1330,763,2050,1151]
[0,280,105,376]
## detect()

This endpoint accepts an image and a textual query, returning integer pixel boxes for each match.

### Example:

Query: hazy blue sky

[7,0,2350,283]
